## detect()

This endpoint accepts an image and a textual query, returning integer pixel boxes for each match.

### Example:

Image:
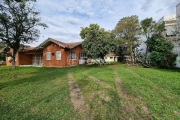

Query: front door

[32,54,43,66]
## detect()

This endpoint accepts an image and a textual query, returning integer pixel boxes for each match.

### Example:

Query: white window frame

[46,52,51,60]
[56,51,61,60]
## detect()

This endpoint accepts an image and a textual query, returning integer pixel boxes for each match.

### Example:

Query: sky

[30,0,180,46]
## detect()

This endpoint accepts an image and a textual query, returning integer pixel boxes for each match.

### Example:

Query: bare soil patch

[67,72,89,115]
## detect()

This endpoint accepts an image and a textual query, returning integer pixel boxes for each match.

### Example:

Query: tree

[80,24,117,64]
[0,0,47,69]
[0,41,5,61]
[140,17,155,62]
[113,15,141,64]
[146,34,177,68]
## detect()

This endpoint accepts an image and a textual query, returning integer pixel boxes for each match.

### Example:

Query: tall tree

[80,24,117,64]
[113,15,141,64]
[0,0,47,69]
[140,17,155,63]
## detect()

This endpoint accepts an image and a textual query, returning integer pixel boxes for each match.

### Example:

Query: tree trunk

[130,39,134,64]
[11,50,16,69]
[130,52,133,64]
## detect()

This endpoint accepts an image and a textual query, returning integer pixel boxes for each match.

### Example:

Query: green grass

[0,65,180,119]
[0,66,77,120]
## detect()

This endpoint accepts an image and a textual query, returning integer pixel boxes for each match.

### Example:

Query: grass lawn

[0,64,180,119]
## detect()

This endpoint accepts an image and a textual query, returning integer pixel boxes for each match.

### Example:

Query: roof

[36,38,82,49]
[18,46,36,52]
[105,53,116,57]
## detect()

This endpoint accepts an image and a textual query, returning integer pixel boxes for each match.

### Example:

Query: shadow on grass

[0,67,75,119]
[0,87,72,120]
[0,67,68,90]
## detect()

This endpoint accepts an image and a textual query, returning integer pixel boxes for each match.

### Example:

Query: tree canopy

[80,24,117,63]
[113,15,141,64]
[0,0,47,69]
[146,34,177,68]
[140,17,155,62]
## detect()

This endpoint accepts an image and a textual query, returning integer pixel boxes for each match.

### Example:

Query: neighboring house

[90,53,119,63]
[104,53,119,62]
[6,38,85,67]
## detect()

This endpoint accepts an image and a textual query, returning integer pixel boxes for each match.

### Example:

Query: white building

[157,13,180,67]
[175,3,180,67]
[104,53,118,62]
[176,3,180,39]
[157,14,176,37]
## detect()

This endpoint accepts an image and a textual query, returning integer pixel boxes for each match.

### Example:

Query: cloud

[28,0,180,47]
[141,0,155,12]
[64,16,82,26]
[156,8,163,13]
[164,0,179,13]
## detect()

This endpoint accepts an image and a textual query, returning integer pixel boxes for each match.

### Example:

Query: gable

[36,38,82,50]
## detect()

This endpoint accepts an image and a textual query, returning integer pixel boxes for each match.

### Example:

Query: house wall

[105,56,118,62]
[64,46,82,66]
[43,43,83,67]
[43,43,66,67]
[6,52,19,66]
[18,52,32,65]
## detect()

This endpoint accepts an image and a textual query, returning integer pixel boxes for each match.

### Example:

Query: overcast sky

[30,0,179,46]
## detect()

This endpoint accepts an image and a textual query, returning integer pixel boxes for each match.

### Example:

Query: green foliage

[113,15,141,63]
[154,22,165,35]
[0,0,47,69]
[0,52,5,61]
[146,36,173,52]
[80,24,117,60]
[141,17,154,37]
[146,35,177,68]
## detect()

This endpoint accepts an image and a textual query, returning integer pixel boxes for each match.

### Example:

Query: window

[70,52,76,59]
[110,57,113,59]
[79,53,86,59]
[46,52,51,60]
[56,51,61,60]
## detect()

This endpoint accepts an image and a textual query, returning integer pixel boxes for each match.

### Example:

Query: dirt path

[113,65,150,118]
[83,72,111,89]
[67,72,89,117]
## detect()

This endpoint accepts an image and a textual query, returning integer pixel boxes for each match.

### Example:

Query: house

[90,53,119,64]
[6,38,85,67]
[104,53,119,62]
